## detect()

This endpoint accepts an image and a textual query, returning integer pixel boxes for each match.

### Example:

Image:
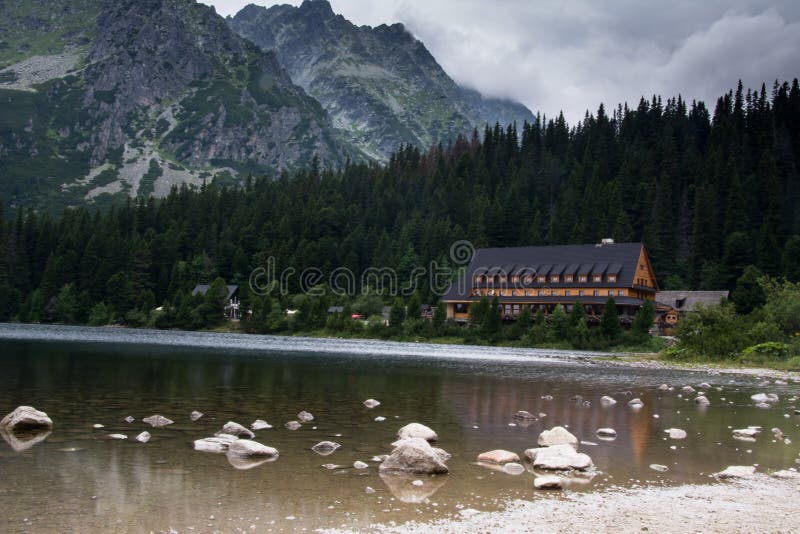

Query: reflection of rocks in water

[227,454,277,470]
[379,473,447,503]
[0,427,52,452]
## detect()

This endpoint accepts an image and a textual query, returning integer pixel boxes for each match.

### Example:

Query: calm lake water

[0,323,798,533]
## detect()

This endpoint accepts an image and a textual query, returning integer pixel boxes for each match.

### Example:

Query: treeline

[0,79,799,326]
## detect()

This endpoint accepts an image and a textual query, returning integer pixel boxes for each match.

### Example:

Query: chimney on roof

[600,238,615,246]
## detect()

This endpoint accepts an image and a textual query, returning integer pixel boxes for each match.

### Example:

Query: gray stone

[251,419,272,430]
[524,444,594,471]
[311,441,341,455]
[667,428,687,440]
[596,428,617,438]
[353,460,369,469]
[284,421,302,431]
[397,422,438,442]
[194,434,238,453]
[135,431,151,443]
[502,462,526,475]
[694,395,710,405]
[379,437,449,474]
[628,398,644,408]
[190,410,204,421]
[732,428,759,438]
[0,406,53,432]
[537,426,579,449]
[363,399,381,408]
[649,464,669,472]
[512,410,537,420]
[476,449,520,464]
[124,416,135,423]
[227,439,279,458]
[600,396,617,406]
[142,415,173,428]
[658,384,670,391]
[297,410,314,422]
[534,475,563,489]
[716,465,756,479]
[682,386,696,394]
[108,433,127,440]
[218,421,255,439]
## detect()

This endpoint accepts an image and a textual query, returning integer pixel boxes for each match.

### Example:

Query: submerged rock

[649,464,669,472]
[379,437,449,474]
[1,406,53,432]
[397,423,438,442]
[218,421,255,439]
[512,410,537,420]
[135,431,151,443]
[226,439,278,458]
[379,472,448,503]
[694,395,710,406]
[524,444,593,471]
[600,396,617,406]
[190,410,204,421]
[502,462,526,475]
[733,428,759,438]
[682,386,696,394]
[476,449,520,464]
[534,475,563,489]
[363,399,381,408]
[297,411,314,422]
[537,426,579,449]
[716,465,756,479]
[628,398,644,408]
[251,419,272,430]
[311,441,341,455]
[194,434,238,453]
[142,415,174,428]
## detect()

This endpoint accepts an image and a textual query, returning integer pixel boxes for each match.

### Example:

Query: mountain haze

[229,0,534,160]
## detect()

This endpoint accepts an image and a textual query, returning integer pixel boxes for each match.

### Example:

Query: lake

[0,323,797,532]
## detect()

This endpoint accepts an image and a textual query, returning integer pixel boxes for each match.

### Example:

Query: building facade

[442,241,658,324]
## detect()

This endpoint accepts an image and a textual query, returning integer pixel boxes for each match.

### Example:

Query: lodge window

[551,275,560,283]
[524,275,533,284]
[526,289,533,296]
[488,289,495,296]
[511,275,519,283]
[538,275,546,283]
[608,275,617,283]
[609,290,615,296]
[593,274,602,283]
[565,275,574,283]
[579,275,587,283]
[537,290,542,296]
[565,290,571,296]
[579,290,585,296]
[513,304,520,314]
[593,290,599,296]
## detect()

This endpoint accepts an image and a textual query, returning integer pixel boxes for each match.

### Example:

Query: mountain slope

[0,0,347,210]
[229,0,533,160]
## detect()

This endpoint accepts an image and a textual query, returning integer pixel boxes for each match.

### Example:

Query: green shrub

[739,342,792,363]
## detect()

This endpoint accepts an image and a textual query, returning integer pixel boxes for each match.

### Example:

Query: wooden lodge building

[442,240,658,325]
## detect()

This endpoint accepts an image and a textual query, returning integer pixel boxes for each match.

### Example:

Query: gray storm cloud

[206,0,800,123]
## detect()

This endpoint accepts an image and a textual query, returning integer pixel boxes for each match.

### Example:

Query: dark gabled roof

[192,284,238,300]
[655,291,729,311]
[443,242,646,301]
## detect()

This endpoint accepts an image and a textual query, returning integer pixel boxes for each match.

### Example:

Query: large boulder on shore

[524,444,594,471]
[379,437,449,474]
[537,426,578,449]
[1,406,53,432]
[226,439,279,458]
[397,423,438,442]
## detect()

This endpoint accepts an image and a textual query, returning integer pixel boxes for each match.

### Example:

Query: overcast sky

[206,0,800,124]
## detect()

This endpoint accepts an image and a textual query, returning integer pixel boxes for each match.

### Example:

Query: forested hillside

[1,80,798,325]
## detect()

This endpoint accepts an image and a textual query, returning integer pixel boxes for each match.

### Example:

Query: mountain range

[0,0,533,210]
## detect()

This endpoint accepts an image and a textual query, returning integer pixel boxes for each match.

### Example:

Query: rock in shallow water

[251,419,272,430]
[502,462,526,475]
[628,398,644,408]
[716,465,756,479]
[667,428,687,440]
[538,426,579,449]
[396,423,438,442]
[596,428,617,438]
[135,431,151,443]
[534,475,563,489]
[190,411,204,421]
[649,464,669,472]
[108,433,127,440]
[1,406,53,432]
[363,399,381,409]
[217,421,254,439]
[311,441,341,455]
[284,421,302,431]
[143,415,173,428]
[226,439,278,458]
[476,449,520,464]
[524,444,593,471]
[194,434,238,453]
[353,461,369,469]
[379,437,449,474]
[600,396,617,406]
[297,411,314,422]
[512,410,537,420]
[124,416,135,423]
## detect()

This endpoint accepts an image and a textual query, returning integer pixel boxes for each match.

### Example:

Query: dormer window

[607,274,617,283]
[565,275,574,283]
[579,274,587,283]
[593,274,602,283]
[524,275,533,284]
[538,275,546,283]
[551,274,560,283]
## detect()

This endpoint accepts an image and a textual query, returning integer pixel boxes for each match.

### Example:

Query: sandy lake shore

[362,474,800,533]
